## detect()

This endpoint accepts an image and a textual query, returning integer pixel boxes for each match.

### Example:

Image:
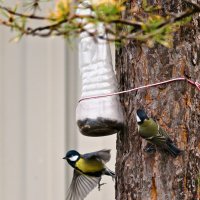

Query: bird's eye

[69,155,79,161]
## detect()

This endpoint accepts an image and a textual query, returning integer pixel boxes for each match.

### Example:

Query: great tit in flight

[136,109,182,157]
[63,149,115,200]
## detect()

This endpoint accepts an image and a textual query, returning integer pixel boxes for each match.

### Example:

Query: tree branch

[0,5,49,20]
[0,0,199,46]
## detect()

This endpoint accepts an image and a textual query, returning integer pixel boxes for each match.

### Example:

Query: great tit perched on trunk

[136,109,182,157]
[63,149,115,200]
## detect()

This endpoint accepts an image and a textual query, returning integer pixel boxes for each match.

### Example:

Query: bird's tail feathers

[104,167,115,179]
[166,140,182,157]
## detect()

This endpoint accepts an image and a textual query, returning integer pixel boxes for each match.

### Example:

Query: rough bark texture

[115,0,200,200]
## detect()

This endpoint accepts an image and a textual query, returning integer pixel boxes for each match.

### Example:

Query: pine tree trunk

[115,1,200,199]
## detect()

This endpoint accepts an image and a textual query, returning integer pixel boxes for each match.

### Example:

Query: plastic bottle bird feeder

[76,2,124,137]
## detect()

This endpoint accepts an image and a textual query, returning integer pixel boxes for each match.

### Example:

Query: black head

[136,109,149,124]
[63,150,80,166]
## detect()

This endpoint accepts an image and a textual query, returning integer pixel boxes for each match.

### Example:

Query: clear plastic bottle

[76,2,124,136]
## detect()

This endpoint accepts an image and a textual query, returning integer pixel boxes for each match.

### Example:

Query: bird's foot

[144,143,156,154]
[98,182,106,191]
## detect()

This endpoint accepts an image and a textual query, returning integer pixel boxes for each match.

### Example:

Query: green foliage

[134,6,192,47]
[10,16,27,42]
[142,0,161,12]
[23,0,50,12]
[49,0,71,21]
[93,0,124,21]
[0,0,198,46]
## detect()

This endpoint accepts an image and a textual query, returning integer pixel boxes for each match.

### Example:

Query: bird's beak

[62,157,66,160]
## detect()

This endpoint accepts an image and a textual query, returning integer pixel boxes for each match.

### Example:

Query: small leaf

[9,33,24,43]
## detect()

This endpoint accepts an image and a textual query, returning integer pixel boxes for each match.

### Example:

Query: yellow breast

[76,158,104,173]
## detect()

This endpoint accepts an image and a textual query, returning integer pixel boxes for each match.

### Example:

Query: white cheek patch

[136,114,141,122]
[69,155,79,162]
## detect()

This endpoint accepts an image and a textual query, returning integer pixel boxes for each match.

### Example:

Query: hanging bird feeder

[76,1,124,137]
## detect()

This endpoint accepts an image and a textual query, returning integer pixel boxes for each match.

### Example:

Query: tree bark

[115,0,200,200]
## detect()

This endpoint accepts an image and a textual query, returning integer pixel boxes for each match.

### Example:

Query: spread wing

[66,170,101,200]
[82,149,111,163]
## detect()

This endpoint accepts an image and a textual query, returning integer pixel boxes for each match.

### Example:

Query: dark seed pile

[77,117,124,137]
